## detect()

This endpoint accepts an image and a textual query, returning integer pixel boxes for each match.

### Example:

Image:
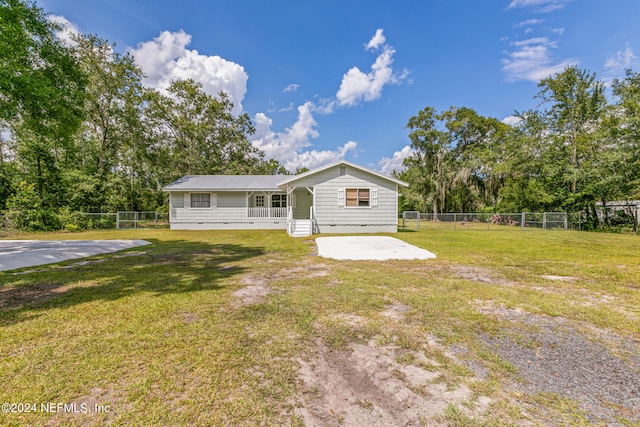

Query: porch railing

[248,207,287,219]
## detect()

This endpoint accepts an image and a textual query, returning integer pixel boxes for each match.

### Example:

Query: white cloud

[336,30,407,107]
[288,141,358,170]
[507,0,570,13]
[49,15,81,46]
[377,145,413,175]
[605,44,636,72]
[250,104,358,171]
[550,27,565,35]
[251,103,318,167]
[283,83,300,92]
[511,37,555,47]
[515,19,544,27]
[252,28,408,171]
[128,30,248,114]
[502,42,577,82]
[502,115,523,126]
[365,29,386,51]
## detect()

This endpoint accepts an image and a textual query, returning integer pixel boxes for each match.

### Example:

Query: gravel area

[479,305,640,425]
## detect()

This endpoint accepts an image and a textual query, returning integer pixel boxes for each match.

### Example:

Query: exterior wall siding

[169,191,286,230]
[288,165,399,233]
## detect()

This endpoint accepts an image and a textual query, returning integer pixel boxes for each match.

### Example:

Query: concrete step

[289,220,312,237]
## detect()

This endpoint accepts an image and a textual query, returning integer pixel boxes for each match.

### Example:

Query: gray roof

[162,175,285,192]
[278,160,408,187]
[162,160,408,192]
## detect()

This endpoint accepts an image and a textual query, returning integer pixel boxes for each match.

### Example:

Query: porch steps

[289,219,312,237]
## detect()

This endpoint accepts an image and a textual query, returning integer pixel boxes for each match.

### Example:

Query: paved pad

[0,240,151,272]
[315,236,436,261]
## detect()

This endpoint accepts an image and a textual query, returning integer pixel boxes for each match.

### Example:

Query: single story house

[162,160,408,236]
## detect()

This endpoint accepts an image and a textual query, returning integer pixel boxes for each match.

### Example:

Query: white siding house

[162,160,408,236]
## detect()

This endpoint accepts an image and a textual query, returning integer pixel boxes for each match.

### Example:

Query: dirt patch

[475,301,640,425]
[540,275,578,282]
[453,265,513,286]
[295,339,488,426]
[43,387,120,426]
[381,303,410,321]
[328,313,366,326]
[233,279,272,308]
[233,263,331,307]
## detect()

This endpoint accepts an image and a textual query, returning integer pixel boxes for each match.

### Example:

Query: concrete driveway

[315,236,436,261]
[0,240,151,272]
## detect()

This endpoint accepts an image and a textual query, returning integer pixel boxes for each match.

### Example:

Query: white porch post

[305,186,314,221]
[246,191,254,221]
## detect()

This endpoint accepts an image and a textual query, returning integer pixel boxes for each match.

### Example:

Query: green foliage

[402,66,637,232]
[0,1,285,231]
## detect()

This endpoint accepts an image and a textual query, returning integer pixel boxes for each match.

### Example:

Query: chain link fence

[401,211,583,231]
[116,212,169,230]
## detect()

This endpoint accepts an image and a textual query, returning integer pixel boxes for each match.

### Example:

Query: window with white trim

[255,194,265,207]
[190,193,211,208]
[345,188,370,207]
[271,194,287,208]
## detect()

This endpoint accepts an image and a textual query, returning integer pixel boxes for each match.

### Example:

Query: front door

[292,188,313,220]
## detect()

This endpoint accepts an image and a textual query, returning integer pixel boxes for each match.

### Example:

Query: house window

[345,188,370,207]
[190,193,211,208]
[255,194,265,207]
[271,194,287,208]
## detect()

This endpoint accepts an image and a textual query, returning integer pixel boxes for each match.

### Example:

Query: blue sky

[39,0,640,173]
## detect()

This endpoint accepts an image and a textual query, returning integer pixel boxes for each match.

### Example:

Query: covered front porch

[242,188,316,236]
[285,185,315,237]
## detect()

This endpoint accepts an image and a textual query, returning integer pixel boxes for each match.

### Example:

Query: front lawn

[1,229,638,426]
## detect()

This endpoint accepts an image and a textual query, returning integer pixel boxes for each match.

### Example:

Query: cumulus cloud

[502,115,523,126]
[336,29,408,107]
[289,141,358,170]
[128,30,248,114]
[250,103,358,171]
[49,15,81,46]
[365,29,386,51]
[251,103,318,167]
[250,28,408,171]
[377,145,413,175]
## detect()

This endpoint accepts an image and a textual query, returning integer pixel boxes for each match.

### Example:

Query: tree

[145,79,262,181]
[71,34,150,211]
[0,0,85,228]
[402,107,453,219]
[536,66,606,207]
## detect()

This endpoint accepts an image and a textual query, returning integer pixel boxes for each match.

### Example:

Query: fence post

[521,212,525,231]
[543,212,547,230]
[453,212,456,230]
[563,212,568,230]
[155,212,158,229]
[135,212,138,230]
[417,212,420,230]
[116,212,120,230]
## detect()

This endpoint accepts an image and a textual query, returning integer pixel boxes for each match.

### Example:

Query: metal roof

[162,160,408,192]
[277,160,408,187]
[162,175,285,192]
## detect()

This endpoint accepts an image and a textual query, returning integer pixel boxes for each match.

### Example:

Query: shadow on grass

[0,239,264,325]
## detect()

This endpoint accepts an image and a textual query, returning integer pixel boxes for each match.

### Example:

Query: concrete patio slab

[315,236,436,261]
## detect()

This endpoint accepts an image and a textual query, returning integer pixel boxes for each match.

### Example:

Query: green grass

[0,228,638,425]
